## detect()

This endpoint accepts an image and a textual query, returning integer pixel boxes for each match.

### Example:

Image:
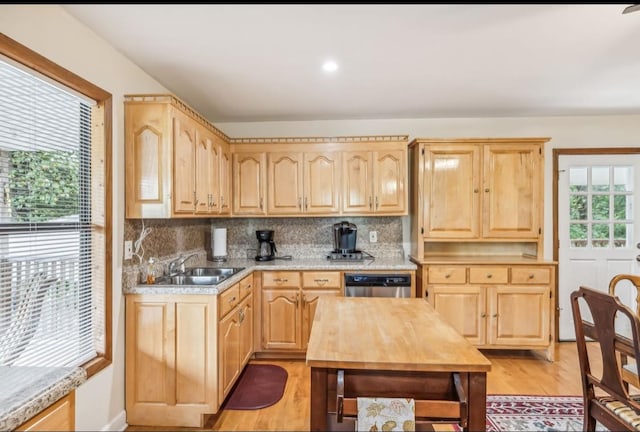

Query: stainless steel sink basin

[184,267,245,277]
[148,267,245,286]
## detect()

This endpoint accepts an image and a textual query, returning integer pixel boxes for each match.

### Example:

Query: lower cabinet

[125,274,255,427]
[261,271,341,351]
[423,263,555,360]
[16,391,75,431]
[218,281,253,402]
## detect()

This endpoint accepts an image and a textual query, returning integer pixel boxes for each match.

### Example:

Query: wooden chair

[571,285,640,431]
[609,274,640,388]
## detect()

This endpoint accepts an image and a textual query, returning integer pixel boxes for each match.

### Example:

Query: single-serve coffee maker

[333,221,358,253]
[255,230,277,261]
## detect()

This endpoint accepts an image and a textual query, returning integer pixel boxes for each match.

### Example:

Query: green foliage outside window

[569,185,629,246]
[9,150,79,222]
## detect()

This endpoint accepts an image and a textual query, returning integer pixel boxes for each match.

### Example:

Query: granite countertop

[123,256,417,295]
[0,366,86,431]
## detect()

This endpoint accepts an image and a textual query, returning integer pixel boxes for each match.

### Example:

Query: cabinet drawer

[428,266,466,284]
[511,267,551,284]
[469,267,508,284]
[302,271,341,288]
[262,271,301,288]
[219,284,240,318]
[239,274,253,299]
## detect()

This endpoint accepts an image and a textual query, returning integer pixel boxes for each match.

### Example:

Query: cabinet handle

[314,279,329,284]
[239,309,245,323]
[211,194,216,207]
[221,196,226,208]
[375,196,379,210]
[304,197,308,210]
[298,197,302,209]
[369,196,373,210]
[273,278,288,283]
[193,191,198,209]
[301,294,306,308]
[295,293,299,308]
[259,197,263,210]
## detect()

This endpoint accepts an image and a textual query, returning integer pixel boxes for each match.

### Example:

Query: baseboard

[101,410,127,431]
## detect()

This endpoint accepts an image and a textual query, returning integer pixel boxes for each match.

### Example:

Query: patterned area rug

[453,395,608,431]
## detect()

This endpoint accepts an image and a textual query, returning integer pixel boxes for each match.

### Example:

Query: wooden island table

[306,297,492,431]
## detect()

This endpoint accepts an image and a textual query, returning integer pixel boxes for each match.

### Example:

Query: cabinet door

[373,149,406,214]
[267,152,303,214]
[301,289,340,349]
[428,285,486,345]
[172,111,197,214]
[124,102,172,218]
[232,152,266,215]
[16,391,74,431]
[195,126,217,215]
[218,304,240,401]
[218,141,231,215]
[261,289,300,350]
[483,144,541,238]
[423,145,481,238]
[238,294,253,367]
[126,295,217,427]
[342,151,373,214]
[304,151,340,214]
[488,285,550,346]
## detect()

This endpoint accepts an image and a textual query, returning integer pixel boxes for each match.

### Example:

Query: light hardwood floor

[126,342,595,431]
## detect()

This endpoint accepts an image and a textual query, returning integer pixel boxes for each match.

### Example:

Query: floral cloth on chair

[356,397,415,431]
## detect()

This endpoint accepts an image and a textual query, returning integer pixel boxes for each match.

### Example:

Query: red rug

[224,364,288,410]
[453,395,607,431]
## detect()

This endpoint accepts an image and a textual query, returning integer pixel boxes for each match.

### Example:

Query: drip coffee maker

[255,230,277,261]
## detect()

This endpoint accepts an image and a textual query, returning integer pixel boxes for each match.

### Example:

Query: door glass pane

[614,223,629,248]
[569,167,587,192]
[570,195,587,220]
[592,223,609,247]
[591,195,609,220]
[570,223,587,248]
[614,166,633,192]
[614,195,630,220]
[592,167,610,192]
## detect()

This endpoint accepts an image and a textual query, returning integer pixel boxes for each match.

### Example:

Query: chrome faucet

[168,253,198,275]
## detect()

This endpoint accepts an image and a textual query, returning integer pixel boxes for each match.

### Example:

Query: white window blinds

[0,56,105,367]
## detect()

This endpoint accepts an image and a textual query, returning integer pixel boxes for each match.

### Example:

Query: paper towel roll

[213,228,227,258]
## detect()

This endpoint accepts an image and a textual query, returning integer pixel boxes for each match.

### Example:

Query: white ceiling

[63,4,640,123]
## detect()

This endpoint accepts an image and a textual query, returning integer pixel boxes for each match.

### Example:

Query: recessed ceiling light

[322,60,339,72]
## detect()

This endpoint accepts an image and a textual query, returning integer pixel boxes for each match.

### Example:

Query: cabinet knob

[484,188,490,193]
[481,313,486,318]
[486,274,492,278]
[229,296,236,303]
[492,313,499,318]
[529,274,535,279]
[474,189,479,193]
[445,274,451,279]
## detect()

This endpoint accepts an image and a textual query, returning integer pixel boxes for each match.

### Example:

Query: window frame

[0,33,112,377]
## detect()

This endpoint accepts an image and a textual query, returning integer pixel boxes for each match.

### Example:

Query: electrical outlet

[124,240,133,260]
[369,231,378,243]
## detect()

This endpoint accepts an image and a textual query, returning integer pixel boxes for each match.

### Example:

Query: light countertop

[0,366,86,431]
[123,256,417,296]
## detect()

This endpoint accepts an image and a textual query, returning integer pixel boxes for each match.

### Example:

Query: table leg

[466,372,487,432]
[310,367,328,431]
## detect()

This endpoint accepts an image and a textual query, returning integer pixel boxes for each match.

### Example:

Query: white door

[558,154,640,340]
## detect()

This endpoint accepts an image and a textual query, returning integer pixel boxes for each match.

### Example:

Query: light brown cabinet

[261,271,341,351]
[409,138,549,260]
[267,151,340,215]
[342,149,406,215]
[125,294,218,427]
[16,391,75,431]
[218,275,253,402]
[124,95,232,218]
[232,152,267,215]
[424,263,554,360]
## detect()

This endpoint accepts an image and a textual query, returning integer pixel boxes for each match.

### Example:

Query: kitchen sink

[148,267,245,286]
[184,267,245,277]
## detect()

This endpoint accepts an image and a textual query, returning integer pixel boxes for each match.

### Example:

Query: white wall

[0,5,168,431]
[216,115,640,260]
[2,4,639,430]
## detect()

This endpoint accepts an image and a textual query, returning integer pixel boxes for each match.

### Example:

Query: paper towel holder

[205,230,228,262]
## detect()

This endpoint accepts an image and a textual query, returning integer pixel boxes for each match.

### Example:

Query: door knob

[636,255,640,262]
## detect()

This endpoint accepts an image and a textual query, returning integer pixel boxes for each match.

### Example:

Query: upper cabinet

[342,149,406,215]
[233,136,408,218]
[267,151,340,215]
[124,95,233,218]
[409,137,549,260]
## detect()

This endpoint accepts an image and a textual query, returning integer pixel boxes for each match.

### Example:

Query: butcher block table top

[305,297,492,373]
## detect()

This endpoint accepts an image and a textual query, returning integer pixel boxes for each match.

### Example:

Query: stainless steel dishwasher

[344,273,412,298]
